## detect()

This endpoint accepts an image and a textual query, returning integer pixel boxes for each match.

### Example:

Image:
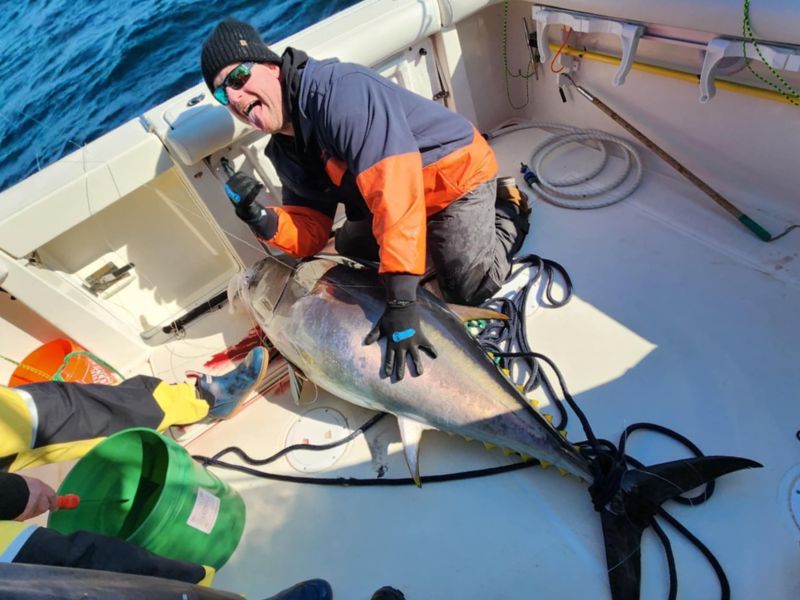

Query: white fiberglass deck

[183,128,800,600]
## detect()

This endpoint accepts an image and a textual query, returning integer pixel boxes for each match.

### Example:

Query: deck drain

[284,407,350,473]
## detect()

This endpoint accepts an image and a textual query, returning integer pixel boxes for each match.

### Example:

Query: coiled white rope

[487,122,643,209]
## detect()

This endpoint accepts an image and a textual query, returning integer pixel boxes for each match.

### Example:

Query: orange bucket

[8,338,121,387]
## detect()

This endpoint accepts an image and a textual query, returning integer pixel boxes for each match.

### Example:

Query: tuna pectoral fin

[396,417,434,487]
[286,362,317,406]
[597,456,761,600]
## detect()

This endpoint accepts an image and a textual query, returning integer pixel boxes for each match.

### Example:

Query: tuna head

[247,255,299,328]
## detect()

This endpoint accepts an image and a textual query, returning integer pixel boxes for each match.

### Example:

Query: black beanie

[201,19,282,91]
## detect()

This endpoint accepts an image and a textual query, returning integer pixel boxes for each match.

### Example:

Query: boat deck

[164,128,797,599]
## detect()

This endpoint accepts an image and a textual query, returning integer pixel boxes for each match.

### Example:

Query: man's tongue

[248,103,265,130]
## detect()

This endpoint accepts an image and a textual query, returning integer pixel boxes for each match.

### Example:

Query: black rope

[192,411,541,484]
[198,413,387,466]
[474,254,573,430]
[617,423,715,506]
[655,508,730,599]
[193,454,539,486]
[651,518,678,600]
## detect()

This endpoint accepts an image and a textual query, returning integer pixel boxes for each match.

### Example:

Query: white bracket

[534,7,644,86]
[699,37,800,103]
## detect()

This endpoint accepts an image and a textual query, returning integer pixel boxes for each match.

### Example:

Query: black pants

[335,180,526,305]
[13,527,206,584]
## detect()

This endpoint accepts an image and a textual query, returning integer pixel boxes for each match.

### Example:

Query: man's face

[213,62,289,134]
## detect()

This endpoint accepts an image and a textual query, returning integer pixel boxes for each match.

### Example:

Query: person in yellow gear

[0,347,268,587]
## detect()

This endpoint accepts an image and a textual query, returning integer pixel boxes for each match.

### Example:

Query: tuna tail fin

[595,455,762,600]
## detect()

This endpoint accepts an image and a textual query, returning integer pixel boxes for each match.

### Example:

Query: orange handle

[56,494,80,510]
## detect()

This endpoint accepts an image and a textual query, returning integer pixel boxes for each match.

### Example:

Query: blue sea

[0,0,359,193]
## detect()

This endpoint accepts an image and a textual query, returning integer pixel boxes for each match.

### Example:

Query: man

[1,346,269,473]
[200,19,531,380]
[0,348,264,590]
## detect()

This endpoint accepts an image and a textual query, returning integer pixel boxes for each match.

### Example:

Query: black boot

[496,176,531,217]
[263,579,333,600]
[495,177,531,257]
[370,587,406,600]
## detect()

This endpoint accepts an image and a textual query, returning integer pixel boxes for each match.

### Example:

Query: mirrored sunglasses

[213,62,255,105]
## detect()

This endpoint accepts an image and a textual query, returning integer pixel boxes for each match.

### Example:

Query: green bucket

[48,428,245,569]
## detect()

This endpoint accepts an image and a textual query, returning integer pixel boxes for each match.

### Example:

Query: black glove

[224,171,263,222]
[364,301,437,380]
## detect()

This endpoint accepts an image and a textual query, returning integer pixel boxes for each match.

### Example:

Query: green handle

[738,214,772,242]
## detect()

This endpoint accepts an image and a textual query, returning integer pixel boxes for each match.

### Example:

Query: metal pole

[563,74,774,242]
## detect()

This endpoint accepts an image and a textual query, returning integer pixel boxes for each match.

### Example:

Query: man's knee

[439,268,503,306]
[334,220,379,262]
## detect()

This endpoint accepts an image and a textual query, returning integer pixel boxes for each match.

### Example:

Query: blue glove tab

[225,171,262,208]
[391,329,416,343]
[225,171,267,223]
[224,183,242,204]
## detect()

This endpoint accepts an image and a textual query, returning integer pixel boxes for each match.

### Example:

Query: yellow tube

[549,44,794,105]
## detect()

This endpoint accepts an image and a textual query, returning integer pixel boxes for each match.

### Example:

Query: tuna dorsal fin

[446,304,509,323]
[396,417,432,487]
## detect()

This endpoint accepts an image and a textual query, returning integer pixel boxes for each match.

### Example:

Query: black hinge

[162,290,229,335]
[433,90,450,101]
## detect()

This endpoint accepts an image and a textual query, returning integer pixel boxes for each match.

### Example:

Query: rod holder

[699,37,800,103]
[534,7,644,86]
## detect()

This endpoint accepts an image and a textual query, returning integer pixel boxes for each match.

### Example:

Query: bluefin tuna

[232,254,760,600]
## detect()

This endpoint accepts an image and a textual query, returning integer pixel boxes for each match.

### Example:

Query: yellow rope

[553,44,796,106]
[0,354,53,382]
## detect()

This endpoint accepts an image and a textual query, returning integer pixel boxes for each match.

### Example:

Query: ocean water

[0,0,359,193]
